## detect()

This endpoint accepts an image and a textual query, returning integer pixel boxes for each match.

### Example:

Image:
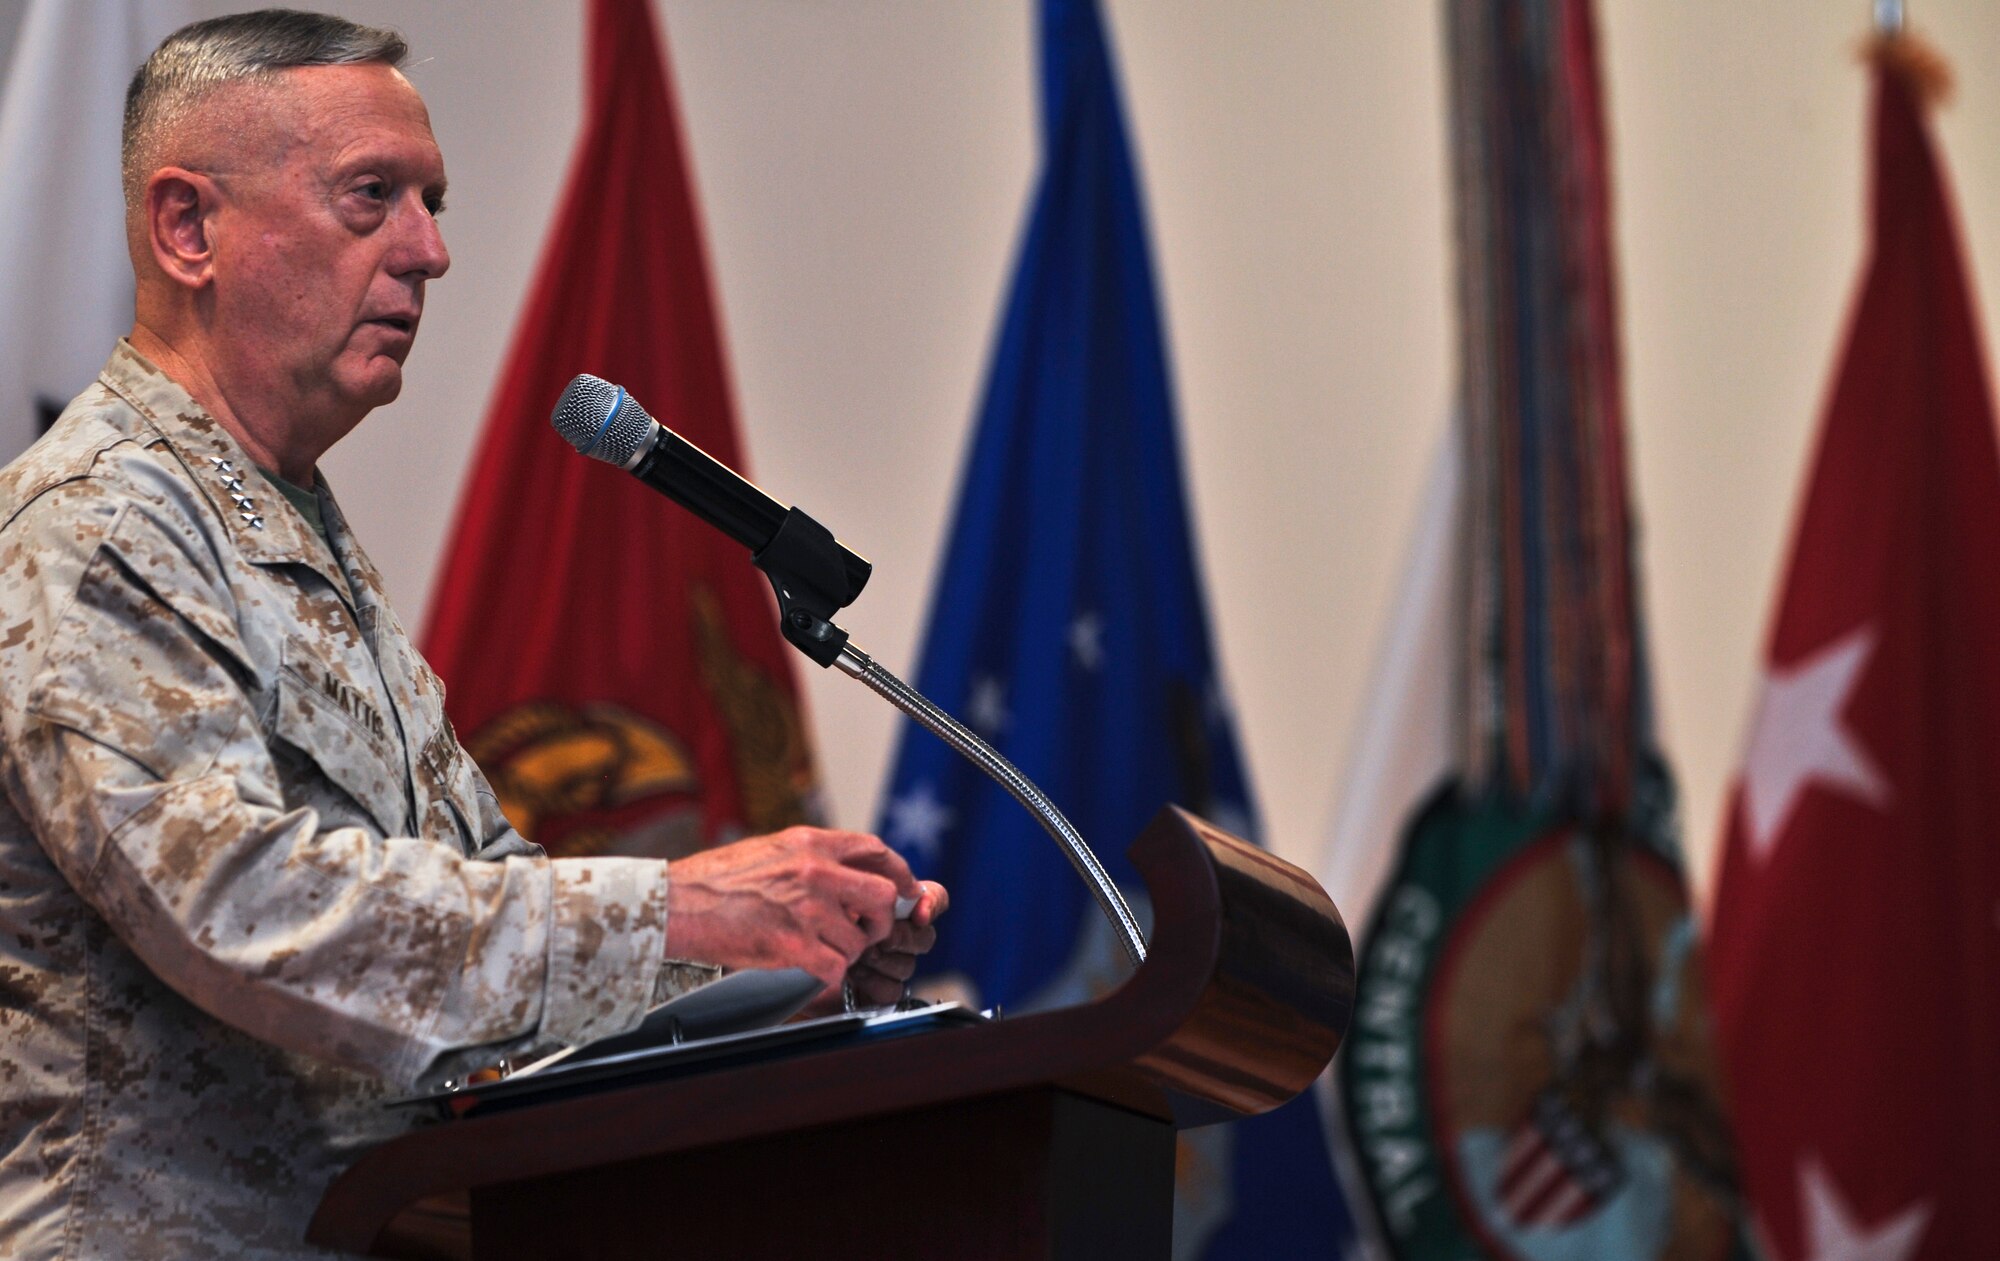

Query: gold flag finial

[1864,11,1953,110]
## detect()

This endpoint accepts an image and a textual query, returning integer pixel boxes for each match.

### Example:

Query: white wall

[31,1,2000,903]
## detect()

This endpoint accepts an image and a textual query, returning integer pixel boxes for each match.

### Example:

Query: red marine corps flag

[1707,33,2000,1261]
[422,0,821,857]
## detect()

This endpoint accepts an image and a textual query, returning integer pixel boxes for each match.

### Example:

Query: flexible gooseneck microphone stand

[551,375,1146,971]
[754,505,1146,971]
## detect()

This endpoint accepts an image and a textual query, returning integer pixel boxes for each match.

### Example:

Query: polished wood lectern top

[310,807,1356,1260]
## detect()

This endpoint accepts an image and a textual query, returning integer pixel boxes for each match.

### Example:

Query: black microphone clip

[754,507,866,667]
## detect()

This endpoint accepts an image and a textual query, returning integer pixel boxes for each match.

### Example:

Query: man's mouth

[366,314,418,334]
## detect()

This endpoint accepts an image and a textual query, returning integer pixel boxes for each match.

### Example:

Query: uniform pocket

[271,653,411,838]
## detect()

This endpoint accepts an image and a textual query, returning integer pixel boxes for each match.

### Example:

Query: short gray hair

[122,9,408,206]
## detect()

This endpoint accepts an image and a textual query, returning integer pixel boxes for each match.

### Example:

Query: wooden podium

[309,807,1355,1260]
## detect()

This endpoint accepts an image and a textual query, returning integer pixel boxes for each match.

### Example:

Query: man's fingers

[811,829,918,895]
[845,965,907,1008]
[877,918,937,958]
[856,949,917,983]
[816,913,873,969]
[913,881,949,927]
[806,945,852,989]
[844,916,936,973]
[819,864,900,944]
[663,828,936,982]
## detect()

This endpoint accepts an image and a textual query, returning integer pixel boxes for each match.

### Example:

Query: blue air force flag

[875,2,1355,1255]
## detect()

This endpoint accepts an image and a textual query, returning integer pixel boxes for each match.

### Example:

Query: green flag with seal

[1334,2,1751,1256]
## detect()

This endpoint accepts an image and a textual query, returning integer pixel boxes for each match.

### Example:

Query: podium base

[466,1087,1173,1260]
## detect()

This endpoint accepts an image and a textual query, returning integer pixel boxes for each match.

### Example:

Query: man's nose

[395,198,451,281]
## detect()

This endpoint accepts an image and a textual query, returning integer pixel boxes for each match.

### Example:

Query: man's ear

[145,168,219,291]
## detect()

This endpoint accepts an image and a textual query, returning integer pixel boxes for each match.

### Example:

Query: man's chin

[337,357,408,410]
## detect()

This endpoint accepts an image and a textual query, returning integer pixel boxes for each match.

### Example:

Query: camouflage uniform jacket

[0,344,678,1258]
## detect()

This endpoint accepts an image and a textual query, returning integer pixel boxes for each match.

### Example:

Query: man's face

[208,63,450,426]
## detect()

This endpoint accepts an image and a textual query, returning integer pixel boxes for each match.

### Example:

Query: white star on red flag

[1794,1160,1930,1261]
[1738,625,1890,862]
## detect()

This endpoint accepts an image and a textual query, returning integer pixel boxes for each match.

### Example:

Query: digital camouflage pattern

[0,343,695,1258]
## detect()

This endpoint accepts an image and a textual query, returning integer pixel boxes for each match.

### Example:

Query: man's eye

[358,180,388,201]
[424,195,446,216]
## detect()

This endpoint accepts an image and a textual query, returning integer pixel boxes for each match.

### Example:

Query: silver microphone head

[552,373,657,470]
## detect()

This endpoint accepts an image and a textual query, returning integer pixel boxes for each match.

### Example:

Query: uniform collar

[317,473,395,618]
[98,340,354,597]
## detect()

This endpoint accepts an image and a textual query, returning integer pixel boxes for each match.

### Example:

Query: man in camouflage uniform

[0,12,945,1258]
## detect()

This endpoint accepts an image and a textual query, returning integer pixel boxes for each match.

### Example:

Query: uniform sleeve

[0,486,671,1091]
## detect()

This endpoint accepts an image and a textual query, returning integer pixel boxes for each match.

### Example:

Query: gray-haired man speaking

[0,11,945,1257]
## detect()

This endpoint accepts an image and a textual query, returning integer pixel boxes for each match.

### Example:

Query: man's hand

[664,827,920,989]
[843,880,950,1008]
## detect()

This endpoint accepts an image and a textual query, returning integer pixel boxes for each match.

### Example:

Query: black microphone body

[630,422,784,554]
[552,373,871,665]
[629,424,871,601]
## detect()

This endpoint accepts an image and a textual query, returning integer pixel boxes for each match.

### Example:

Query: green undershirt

[256,465,363,640]
[256,466,327,543]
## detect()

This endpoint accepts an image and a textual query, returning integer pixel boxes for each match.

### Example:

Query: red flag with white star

[1708,37,2000,1261]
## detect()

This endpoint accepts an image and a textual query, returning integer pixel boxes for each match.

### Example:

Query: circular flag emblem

[1340,785,1748,1261]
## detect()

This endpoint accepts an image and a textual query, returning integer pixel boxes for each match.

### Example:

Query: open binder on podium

[399,967,990,1120]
